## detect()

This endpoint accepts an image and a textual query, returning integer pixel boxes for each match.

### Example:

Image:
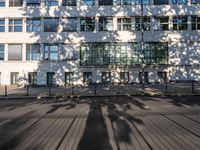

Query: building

[0,0,200,86]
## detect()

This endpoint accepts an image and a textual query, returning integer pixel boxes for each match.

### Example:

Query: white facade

[0,0,200,85]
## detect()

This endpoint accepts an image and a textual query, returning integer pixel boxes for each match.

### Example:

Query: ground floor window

[11,72,19,85]
[65,72,74,85]
[158,72,167,83]
[120,72,129,83]
[28,72,37,85]
[47,72,56,85]
[83,72,92,84]
[102,72,111,84]
[139,72,148,84]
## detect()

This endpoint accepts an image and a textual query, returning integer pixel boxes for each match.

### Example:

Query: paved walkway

[0,96,200,150]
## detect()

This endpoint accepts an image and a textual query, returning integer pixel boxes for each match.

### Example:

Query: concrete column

[4,44,8,61]
[113,17,118,31]
[22,43,26,61]
[168,16,173,31]
[23,18,26,33]
[188,15,192,31]
[4,18,8,33]
[95,16,98,33]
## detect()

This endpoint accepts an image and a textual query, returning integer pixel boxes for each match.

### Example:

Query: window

[132,17,151,31]
[0,0,5,7]
[117,18,132,31]
[191,0,200,4]
[99,17,113,31]
[139,72,148,84]
[0,45,4,60]
[120,72,129,83]
[83,72,92,84]
[44,18,59,32]
[11,72,19,85]
[173,16,188,30]
[191,16,200,30]
[135,0,150,4]
[80,18,95,31]
[9,0,23,6]
[9,19,23,32]
[0,20,4,32]
[28,72,37,85]
[102,72,111,84]
[80,43,141,66]
[65,72,74,85]
[47,72,56,85]
[81,0,94,5]
[26,44,40,60]
[61,18,77,32]
[144,42,168,64]
[8,44,22,61]
[116,0,134,5]
[27,19,41,32]
[44,0,58,6]
[154,17,169,31]
[143,17,151,31]
[62,0,76,6]
[26,0,40,6]
[99,0,113,5]
[61,44,77,60]
[158,72,167,83]
[44,44,58,60]
[154,0,168,5]
[172,0,187,4]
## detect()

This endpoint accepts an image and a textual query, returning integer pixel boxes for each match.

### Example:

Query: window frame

[28,72,37,85]
[191,16,200,30]
[44,44,59,60]
[26,44,40,61]
[44,18,59,32]
[0,19,5,32]
[173,16,188,30]
[11,72,19,85]
[61,18,77,32]
[26,18,41,32]
[80,18,95,32]
[83,72,92,84]
[9,19,23,32]
[0,44,4,61]
[65,72,74,85]
[98,17,113,31]
[9,0,23,6]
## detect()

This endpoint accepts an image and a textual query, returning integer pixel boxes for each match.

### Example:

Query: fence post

[165,82,168,94]
[94,83,96,95]
[26,85,29,96]
[192,80,194,94]
[48,85,51,96]
[72,83,74,95]
[5,85,7,97]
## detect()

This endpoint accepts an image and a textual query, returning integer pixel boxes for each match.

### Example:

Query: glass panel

[8,45,22,60]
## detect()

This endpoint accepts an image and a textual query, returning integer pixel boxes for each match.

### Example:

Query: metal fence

[0,81,200,97]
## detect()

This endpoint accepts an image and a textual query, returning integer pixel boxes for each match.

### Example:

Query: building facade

[0,0,200,85]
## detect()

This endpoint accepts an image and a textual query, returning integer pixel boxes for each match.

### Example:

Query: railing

[0,80,200,97]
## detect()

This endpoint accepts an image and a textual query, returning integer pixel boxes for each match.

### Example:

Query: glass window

[28,72,37,85]
[102,72,111,84]
[154,0,168,5]
[143,17,151,31]
[44,18,59,32]
[80,43,141,66]
[139,72,148,84]
[191,0,200,4]
[117,18,132,31]
[172,0,187,4]
[8,44,22,61]
[120,72,129,83]
[65,72,74,85]
[0,45,4,60]
[99,17,113,31]
[81,0,94,5]
[26,44,40,60]
[26,0,40,6]
[131,17,151,31]
[0,0,5,7]
[80,18,95,31]
[135,0,150,4]
[173,16,188,30]
[61,18,77,32]
[158,72,167,83]
[47,72,56,85]
[27,19,41,32]
[154,17,169,31]
[99,0,113,5]
[9,0,23,6]
[116,0,134,5]
[0,19,5,32]
[62,0,76,5]
[191,16,200,30]
[44,0,58,6]
[44,44,58,60]
[83,72,92,84]
[144,42,168,64]
[11,72,19,85]
[9,19,23,32]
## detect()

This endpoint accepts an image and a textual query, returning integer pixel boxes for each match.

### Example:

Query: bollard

[94,83,96,95]
[5,85,7,97]
[117,83,120,94]
[72,84,74,95]
[48,85,51,96]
